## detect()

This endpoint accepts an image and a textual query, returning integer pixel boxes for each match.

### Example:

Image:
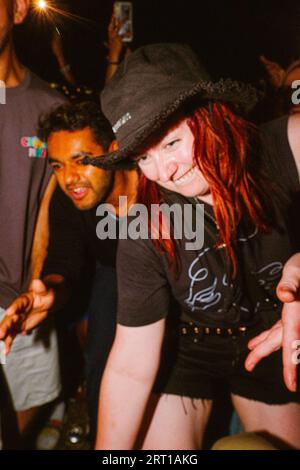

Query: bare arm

[51,30,76,85]
[96,319,166,450]
[30,175,57,280]
[287,113,300,178]
[105,12,127,84]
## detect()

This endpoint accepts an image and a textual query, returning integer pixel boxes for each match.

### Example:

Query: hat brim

[90,78,259,170]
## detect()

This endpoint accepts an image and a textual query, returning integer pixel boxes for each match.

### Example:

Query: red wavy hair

[137,102,270,276]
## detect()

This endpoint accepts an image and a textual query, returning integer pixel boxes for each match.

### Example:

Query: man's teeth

[73,188,86,194]
[174,167,196,186]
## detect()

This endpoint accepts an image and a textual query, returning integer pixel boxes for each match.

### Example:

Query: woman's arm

[96,318,166,450]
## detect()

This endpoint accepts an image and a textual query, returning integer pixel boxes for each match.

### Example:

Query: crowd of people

[0,0,300,451]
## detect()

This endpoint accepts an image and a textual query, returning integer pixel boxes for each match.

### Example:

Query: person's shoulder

[260,114,288,137]
[117,233,162,266]
[288,112,300,128]
[28,70,66,104]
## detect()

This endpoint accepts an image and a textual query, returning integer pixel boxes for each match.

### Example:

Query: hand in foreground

[245,254,300,392]
[0,279,55,355]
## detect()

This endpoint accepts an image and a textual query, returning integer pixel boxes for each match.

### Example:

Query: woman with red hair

[92,44,300,449]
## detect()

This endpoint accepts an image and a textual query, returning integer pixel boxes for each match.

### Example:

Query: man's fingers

[3,334,15,356]
[22,311,48,332]
[248,329,271,350]
[245,327,282,372]
[282,301,300,392]
[30,279,47,295]
[3,295,32,319]
[247,321,281,350]
[0,314,20,339]
[0,316,21,353]
[0,321,9,339]
[277,255,300,303]
[277,284,297,303]
[3,300,24,318]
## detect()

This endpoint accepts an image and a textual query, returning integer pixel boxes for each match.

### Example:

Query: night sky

[15,0,300,89]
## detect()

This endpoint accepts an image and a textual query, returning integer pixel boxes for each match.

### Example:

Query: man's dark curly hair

[38,101,114,151]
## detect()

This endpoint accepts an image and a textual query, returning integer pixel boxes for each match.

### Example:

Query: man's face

[47,128,113,210]
[0,0,13,55]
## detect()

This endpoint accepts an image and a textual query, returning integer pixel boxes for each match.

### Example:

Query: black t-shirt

[42,186,118,285]
[117,116,300,329]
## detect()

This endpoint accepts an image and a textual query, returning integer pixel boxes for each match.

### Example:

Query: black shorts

[153,321,300,405]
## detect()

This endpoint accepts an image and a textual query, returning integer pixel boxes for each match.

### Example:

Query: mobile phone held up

[114,2,133,43]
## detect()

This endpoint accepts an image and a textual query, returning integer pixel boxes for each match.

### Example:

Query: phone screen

[114,2,133,42]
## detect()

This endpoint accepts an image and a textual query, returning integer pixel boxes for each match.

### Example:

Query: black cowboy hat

[88,43,258,170]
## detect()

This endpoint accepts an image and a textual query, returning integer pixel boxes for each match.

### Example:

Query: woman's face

[136,119,212,202]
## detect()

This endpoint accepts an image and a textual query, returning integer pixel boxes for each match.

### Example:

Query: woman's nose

[156,155,178,183]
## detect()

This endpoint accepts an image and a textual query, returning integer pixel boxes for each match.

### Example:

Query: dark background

[15,0,300,89]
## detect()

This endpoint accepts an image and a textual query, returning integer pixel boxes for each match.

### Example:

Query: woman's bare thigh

[139,393,213,450]
[232,393,300,449]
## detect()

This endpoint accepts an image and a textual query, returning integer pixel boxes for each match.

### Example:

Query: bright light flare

[37,0,47,9]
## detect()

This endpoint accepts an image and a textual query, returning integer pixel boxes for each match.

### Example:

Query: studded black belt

[179,320,260,337]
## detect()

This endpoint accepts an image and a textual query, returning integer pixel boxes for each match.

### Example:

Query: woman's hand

[245,253,300,392]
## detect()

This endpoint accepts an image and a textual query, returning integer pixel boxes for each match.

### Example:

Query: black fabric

[42,186,118,283]
[84,262,117,444]
[117,197,291,329]
[261,115,300,252]
[261,115,299,196]
[153,321,300,403]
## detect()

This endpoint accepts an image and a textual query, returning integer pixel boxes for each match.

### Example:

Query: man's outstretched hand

[245,253,300,392]
[0,279,55,355]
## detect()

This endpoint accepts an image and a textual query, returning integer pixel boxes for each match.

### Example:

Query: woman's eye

[166,139,180,149]
[76,158,86,166]
[137,155,150,164]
